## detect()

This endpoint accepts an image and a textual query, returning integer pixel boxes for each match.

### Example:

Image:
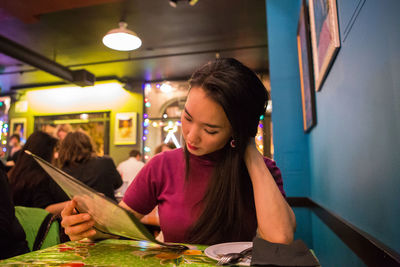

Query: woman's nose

[186,127,200,144]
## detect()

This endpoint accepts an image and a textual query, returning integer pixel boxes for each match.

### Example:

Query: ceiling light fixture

[102,21,142,51]
[169,0,178,8]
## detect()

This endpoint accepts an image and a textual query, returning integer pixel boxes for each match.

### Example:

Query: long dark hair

[8,131,58,201]
[186,58,268,244]
[57,130,96,168]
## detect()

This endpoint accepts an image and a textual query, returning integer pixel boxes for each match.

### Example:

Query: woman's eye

[184,116,192,122]
[205,129,218,135]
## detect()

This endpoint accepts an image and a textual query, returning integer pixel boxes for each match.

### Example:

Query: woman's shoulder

[138,148,185,178]
[90,155,116,165]
[149,148,184,164]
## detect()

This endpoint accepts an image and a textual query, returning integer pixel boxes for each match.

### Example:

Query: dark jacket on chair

[0,169,29,259]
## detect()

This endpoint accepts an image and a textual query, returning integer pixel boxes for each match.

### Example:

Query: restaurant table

[0,239,218,266]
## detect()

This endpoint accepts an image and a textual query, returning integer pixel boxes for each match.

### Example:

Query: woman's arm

[45,201,69,215]
[244,141,296,244]
[119,200,145,220]
[61,199,144,241]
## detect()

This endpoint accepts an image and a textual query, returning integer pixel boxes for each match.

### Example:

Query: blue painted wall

[266,0,310,198]
[266,0,400,265]
[266,0,313,249]
[309,0,400,254]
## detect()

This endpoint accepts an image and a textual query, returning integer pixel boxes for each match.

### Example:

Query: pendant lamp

[102,21,142,51]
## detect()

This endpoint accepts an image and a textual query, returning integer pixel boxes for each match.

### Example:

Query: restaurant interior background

[0,0,399,266]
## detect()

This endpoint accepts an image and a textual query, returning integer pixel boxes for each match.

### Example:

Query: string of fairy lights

[0,120,9,152]
[141,82,266,160]
[0,98,11,152]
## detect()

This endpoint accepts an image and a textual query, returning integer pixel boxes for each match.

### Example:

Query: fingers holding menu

[61,199,96,241]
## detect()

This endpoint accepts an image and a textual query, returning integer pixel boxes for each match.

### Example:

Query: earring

[230,139,236,148]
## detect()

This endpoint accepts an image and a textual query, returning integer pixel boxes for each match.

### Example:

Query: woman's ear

[230,138,236,148]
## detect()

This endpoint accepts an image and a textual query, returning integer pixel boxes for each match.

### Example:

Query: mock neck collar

[187,148,225,166]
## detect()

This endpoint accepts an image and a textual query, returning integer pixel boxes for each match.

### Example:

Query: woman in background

[8,131,58,209]
[54,130,122,207]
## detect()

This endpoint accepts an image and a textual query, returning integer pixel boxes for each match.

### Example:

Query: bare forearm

[46,201,69,215]
[245,146,296,244]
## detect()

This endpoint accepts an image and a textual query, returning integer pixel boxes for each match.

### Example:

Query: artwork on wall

[10,117,27,143]
[309,0,340,91]
[114,112,137,145]
[297,0,317,132]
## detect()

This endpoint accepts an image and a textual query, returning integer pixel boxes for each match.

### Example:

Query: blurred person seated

[49,130,122,214]
[0,168,30,259]
[8,131,59,210]
[52,124,72,161]
[5,134,23,169]
[56,124,72,141]
[154,142,176,155]
[115,149,145,198]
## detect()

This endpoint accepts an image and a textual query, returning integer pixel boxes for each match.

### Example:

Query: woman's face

[181,87,232,156]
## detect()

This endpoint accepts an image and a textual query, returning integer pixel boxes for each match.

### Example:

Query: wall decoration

[10,117,27,142]
[297,0,317,132]
[114,112,137,145]
[309,0,340,91]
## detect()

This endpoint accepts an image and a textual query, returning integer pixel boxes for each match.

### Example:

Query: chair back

[14,206,60,251]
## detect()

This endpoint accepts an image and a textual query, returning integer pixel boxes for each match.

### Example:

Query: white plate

[204,242,252,266]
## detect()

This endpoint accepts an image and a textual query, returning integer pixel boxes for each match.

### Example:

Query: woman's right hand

[61,199,97,241]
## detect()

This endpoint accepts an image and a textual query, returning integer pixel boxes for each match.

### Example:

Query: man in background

[115,149,145,198]
[5,134,23,170]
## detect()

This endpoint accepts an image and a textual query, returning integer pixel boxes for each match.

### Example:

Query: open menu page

[26,150,187,250]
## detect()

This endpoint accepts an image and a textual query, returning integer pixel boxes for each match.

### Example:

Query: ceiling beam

[0,35,95,86]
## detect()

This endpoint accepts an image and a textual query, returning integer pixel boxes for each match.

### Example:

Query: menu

[25,150,187,250]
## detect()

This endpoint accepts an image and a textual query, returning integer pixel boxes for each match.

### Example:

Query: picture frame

[297,0,317,132]
[114,112,137,145]
[10,117,27,143]
[309,0,340,91]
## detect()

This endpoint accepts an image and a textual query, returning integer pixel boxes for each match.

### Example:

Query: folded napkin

[250,237,320,266]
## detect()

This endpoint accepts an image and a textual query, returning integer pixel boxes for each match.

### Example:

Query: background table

[0,239,218,266]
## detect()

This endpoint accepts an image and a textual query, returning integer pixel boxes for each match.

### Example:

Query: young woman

[61,58,296,245]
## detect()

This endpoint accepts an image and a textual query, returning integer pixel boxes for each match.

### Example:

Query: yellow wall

[9,81,143,164]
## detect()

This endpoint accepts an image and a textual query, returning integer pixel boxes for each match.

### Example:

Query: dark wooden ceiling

[0,0,269,91]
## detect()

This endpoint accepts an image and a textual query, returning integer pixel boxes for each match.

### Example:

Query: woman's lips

[187,143,199,150]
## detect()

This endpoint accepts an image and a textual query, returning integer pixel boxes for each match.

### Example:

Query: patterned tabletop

[0,239,218,266]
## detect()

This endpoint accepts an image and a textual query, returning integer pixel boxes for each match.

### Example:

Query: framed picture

[297,0,317,132]
[114,112,137,145]
[10,117,27,143]
[309,0,340,91]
